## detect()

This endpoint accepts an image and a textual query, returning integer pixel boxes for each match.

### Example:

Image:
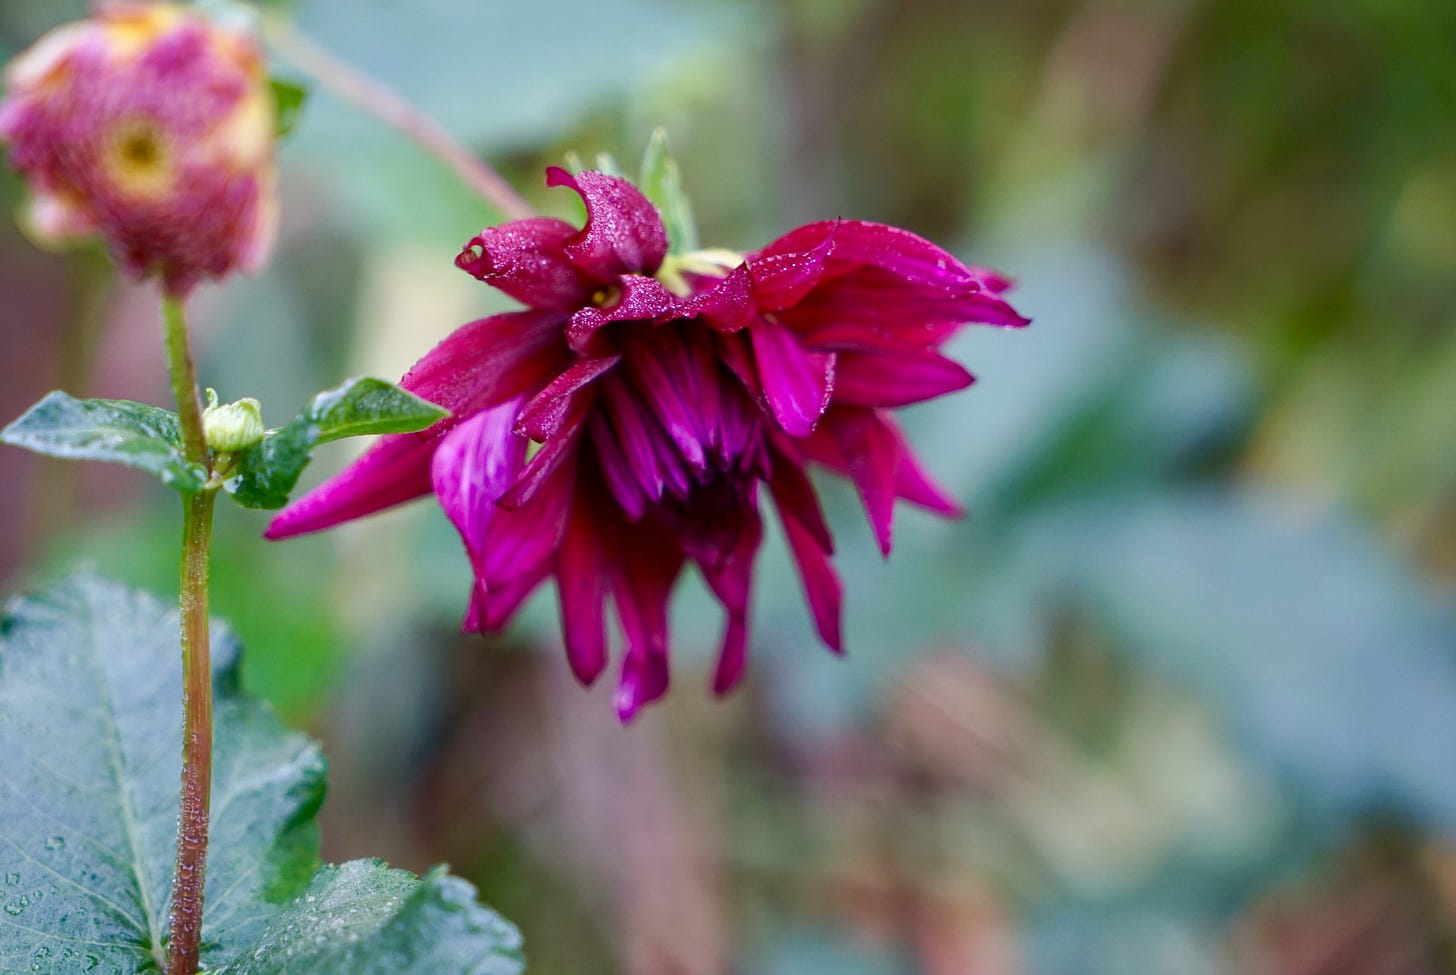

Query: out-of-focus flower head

[268,167,1028,721]
[0,2,277,295]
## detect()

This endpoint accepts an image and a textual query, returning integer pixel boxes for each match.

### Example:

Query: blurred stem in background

[161,294,215,975]
[263,16,536,221]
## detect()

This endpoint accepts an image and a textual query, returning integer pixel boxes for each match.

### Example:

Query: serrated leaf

[214,862,524,975]
[226,378,446,510]
[0,573,523,975]
[269,78,309,139]
[0,391,207,492]
[638,128,699,254]
[0,573,323,973]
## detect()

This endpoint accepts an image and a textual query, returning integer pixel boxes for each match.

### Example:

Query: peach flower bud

[0,2,278,295]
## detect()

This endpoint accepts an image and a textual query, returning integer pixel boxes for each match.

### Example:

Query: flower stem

[263,18,536,221]
[161,294,216,975]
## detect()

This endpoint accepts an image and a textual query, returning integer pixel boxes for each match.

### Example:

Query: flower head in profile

[0,2,277,295]
[268,167,1027,721]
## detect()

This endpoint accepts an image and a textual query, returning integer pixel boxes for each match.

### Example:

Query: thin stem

[161,294,216,975]
[264,19,536,221]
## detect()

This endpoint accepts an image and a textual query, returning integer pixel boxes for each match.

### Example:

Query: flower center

[590,284,622,309]
[101,118,175,200]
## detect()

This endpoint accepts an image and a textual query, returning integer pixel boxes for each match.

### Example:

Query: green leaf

[0,391,207,492]
[214,862,524,975]
[226,378,446,510]
[638,128,699,254]
[0,573,523,975]
[304,376,448,445]
[269,78,309,139]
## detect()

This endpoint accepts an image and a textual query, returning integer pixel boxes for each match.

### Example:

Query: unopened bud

[0,3,278,295]
[203,395,264,454]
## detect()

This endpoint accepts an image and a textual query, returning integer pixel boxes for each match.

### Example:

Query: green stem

[161,294,216,975]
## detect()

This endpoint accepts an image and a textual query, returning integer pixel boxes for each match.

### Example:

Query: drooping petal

[890,427,962,517]
[588,411,648,521]
[497,400,590,509]
[470,559,552,633]
[265,431,436,539]
[401,309,568,419]
[749,314,836,437]
[611,530,682,723]
[566,274,675,354]
[545,166,669,279]
[455,217,596,311]
[556,482,610,685]
[766,442,834,553]
[515,355,619,440]
[832,348,974,407]
[700,499,762,696]
[812,406,900,556]
[712,614,749,696]
[778,504,843,653]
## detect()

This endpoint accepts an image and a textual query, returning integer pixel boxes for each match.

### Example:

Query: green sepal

[638,128,699,253]
[269,77,309,139]
[0,391,208,492]
[226,377,447,510]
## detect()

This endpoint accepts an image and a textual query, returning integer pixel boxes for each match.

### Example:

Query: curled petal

[755,219,1000,295]
[455,217,596,311]
[748,222,836,311]
[546,166,669,279]
[682,263,755,332]
[566,274,675,354]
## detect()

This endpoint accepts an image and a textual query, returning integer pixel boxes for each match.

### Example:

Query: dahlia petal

[430,399,529,535]
[779,509,843,653]
[833,348,975,407]
[265,432,436,539]
[682,263,755,332]
[472,560,552,633]
[497,403,588,509]
[821,407,900,556]
[515,355,619,440]
[766,445,834,553]
[588,412,648,521]
[479,459,574,589]
[454,217,595,311]
[611,538,682,723]
[891,430,963,517]
[748,222,837,311]
[566,274,675,353]
[546,166,669,278]
[401,309,568,419]
[600,375,671,502]
[557,493,609,685]
[756,219,993,294]
[749,315,836,437]
[621,334,709,471]
[711,614,749,696]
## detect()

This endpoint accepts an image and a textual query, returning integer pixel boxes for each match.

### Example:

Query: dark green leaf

[638,128,699,253]
[269,78,309,139]
[0,573,523,974]
[0,391,207,492]
[226,378,446,510]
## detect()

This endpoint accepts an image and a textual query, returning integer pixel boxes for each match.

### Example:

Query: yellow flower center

[101,118,175,200]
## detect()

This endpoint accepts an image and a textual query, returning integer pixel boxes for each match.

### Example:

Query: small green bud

[203,395,265,454]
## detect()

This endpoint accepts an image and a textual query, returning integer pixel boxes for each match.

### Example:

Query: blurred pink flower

[0,2,277,295]
[268,167,1026,721]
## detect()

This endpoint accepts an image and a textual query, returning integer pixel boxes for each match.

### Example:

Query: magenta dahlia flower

[267,167,1026,721]
[0,3,276,295]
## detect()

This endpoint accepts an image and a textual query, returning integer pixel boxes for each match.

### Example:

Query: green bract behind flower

[0,2,278,295]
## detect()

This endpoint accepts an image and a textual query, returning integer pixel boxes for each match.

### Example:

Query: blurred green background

[3,0,1456,972]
